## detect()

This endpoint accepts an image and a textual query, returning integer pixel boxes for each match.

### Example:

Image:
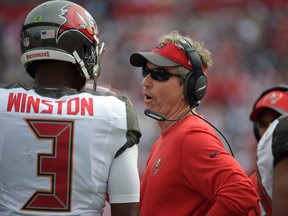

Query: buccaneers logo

[58,4,98,42]
[153,43,168,53]
[263,92,283,105]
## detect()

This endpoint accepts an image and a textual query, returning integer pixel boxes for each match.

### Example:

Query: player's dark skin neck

[33,61,85,91]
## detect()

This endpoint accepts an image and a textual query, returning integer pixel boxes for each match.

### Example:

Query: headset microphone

[144,109,166,121]
[144,109,191,122]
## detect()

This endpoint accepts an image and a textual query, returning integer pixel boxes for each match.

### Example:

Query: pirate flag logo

[58,4,98,42]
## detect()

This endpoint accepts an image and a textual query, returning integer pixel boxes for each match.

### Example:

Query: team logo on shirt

[154,156,166,175]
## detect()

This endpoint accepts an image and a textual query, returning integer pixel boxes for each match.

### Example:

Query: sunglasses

[142,66,182,81]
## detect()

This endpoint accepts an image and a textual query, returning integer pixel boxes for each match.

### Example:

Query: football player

[0,1,141,216]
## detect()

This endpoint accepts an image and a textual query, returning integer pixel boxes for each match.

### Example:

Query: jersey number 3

[21,119,74,212]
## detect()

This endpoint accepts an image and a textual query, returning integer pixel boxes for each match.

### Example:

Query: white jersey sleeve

[108,144,140,203]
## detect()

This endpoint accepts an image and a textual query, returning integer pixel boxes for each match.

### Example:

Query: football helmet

[20,0,105,88]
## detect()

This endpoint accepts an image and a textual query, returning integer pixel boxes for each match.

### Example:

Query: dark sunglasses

[142,66,182,81]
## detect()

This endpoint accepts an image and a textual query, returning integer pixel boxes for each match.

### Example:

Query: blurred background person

[270,113,288,216]
[248,85,288,216]
[256,113,288,216]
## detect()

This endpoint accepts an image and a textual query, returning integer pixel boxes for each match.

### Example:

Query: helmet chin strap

[92,42,106,91]
[73,51,90,80]
[73,42,106,91]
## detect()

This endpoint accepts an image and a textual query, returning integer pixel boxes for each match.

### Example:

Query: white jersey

[256,114,288,216]
[0,84,141,216]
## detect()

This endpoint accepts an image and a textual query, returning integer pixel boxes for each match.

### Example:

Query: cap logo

[264,93,283,104]
[151,42,193,70]
[154,43,167,53]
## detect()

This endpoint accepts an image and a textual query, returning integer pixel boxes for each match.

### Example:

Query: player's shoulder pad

[0,83,29,89]
[115,95,142,158]
[272,114,288,165]
[81,88,142,158]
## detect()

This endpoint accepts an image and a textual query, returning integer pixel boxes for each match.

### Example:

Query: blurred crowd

[1,0,288,176]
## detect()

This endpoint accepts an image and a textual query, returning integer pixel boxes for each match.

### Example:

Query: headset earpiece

[180,39,207,108]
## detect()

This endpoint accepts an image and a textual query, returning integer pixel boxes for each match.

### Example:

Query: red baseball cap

[130,42,194,70]
[249,90,288,121]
